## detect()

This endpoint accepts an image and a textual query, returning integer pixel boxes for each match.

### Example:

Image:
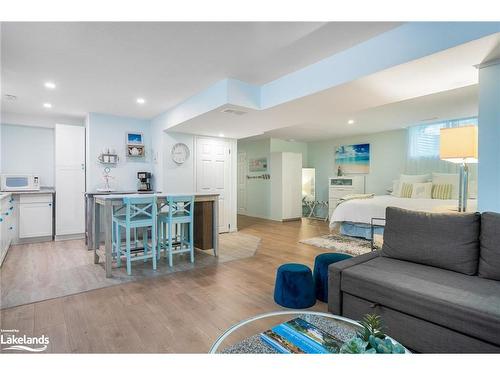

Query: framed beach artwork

[126,132,144,145]
[249,157,268,172]
[335,143,370,174]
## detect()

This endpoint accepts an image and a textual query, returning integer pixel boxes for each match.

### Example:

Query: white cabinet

[55,124,86,237]
[1,194,16,265]
[328,176,366,217]
[19,194,53,238]
[270,152,303,221]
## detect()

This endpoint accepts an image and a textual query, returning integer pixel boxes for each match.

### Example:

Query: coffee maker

[137,172,152,192]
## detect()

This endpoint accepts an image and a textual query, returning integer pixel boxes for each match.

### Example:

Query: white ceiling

[1,22,401,120]
[170,32,500,141]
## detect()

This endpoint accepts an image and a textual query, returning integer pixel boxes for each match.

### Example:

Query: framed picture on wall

[249,157,268,172]
[126,132,144,145]
[335,143,370,174]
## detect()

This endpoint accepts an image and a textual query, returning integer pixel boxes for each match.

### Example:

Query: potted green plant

[340,314,406,354]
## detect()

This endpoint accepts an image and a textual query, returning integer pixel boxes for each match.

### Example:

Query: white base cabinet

[1,194,16,265]
[19,194,53,238]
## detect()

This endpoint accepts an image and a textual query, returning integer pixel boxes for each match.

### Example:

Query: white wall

[1,123,56,187]
[162,132,196,193]
[307,129,408,201]
[151,113,197,194]
[86,113,152,191]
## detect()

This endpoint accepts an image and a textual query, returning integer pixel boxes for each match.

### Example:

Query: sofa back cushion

[478,212,500,281]
[381,207,480,275]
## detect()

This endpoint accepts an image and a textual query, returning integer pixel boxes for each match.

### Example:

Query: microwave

[0,174,40,191]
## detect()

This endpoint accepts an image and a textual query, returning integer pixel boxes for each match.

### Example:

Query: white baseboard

[55,233,85,241]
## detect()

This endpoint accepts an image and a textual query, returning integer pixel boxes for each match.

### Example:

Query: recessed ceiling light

[288,139,296,142]
[219,133,225,137]
[347,119,355,125]
[44,81,56,89]
[136,98,145,104]
[43,103,52,109]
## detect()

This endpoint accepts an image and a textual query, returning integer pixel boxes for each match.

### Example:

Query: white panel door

[55,124,86,236]
[196,137,231,233]
[237,152,247,214]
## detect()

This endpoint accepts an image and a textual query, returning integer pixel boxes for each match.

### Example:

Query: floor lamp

[440,125,478,212]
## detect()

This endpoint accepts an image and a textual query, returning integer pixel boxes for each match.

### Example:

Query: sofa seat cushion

[341,256,500,346]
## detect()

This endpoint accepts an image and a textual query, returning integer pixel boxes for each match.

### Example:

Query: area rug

[299,233,377,256]
[0,231,261,309]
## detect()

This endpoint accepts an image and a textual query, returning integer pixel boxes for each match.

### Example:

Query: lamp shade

[440,125,478,164]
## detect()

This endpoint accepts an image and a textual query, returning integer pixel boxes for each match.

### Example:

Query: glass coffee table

[210,310,409,354]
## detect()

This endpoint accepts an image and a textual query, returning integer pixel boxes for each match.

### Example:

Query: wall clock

[171,143,190,165]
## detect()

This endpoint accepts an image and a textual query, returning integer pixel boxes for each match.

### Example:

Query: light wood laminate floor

[0,216,331,353]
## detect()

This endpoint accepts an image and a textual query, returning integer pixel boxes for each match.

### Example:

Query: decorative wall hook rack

[246,174,270,180]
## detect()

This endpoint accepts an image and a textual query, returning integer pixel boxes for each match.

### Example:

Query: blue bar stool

[112,196,157,275]
[157,195,194,267]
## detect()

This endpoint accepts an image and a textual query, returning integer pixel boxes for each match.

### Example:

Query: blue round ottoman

[313,253,353,302]
[274,263,316,309]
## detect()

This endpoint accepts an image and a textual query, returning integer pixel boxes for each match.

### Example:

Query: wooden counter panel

[194,201,213,250]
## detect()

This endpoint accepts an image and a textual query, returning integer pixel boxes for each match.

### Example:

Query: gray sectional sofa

[328,207,500,353]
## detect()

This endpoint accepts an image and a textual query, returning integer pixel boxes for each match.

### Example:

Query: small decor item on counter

[337,165,343,176]
[97,167,116,192]
[339,314,406,354]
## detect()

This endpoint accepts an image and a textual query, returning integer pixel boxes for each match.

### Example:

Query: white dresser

[328,176,366,217]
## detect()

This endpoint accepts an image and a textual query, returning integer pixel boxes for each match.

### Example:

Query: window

[408,117,478,159]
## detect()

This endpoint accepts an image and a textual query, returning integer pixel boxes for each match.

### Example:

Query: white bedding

[329,195,477,229]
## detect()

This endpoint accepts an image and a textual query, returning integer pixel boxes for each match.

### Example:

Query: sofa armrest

[328,251,380,315]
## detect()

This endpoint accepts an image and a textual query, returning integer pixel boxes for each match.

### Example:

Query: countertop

[85,190,161,196]
[95,192,220,200]
[0,192,12,201]
[1,187,55,196]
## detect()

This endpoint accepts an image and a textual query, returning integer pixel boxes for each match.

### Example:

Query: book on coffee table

[260,317,342,354]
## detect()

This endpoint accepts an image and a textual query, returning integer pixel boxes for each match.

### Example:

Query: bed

[329,195,477,239]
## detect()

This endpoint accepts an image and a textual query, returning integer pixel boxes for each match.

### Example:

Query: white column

[478,60,500,212]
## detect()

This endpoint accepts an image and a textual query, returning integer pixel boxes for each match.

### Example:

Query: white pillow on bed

[390,180,400,196]
[411,182,433,199]
[396,174,430,197]
[432,173,459,199]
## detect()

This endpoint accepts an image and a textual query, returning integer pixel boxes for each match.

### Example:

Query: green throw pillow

[400,182,413,198]
[432,183,453,199]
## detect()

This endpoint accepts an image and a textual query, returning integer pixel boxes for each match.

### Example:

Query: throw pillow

[390,180,400,197]
[400,182,413,198]
[432,173,459,199]
[432,183,453,199]
[397,174,430,196]
[411,182,432,199]
[381,207,480,275]
[478,212,500,281]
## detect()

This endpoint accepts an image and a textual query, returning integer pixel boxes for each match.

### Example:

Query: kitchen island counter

[87,192,220,278]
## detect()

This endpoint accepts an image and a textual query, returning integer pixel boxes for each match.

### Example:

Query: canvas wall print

[335,143,370,174]
[249,157,268,172]
[126,132,143,145]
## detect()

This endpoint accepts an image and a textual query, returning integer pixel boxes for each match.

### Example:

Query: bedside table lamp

[440,125,478,212]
